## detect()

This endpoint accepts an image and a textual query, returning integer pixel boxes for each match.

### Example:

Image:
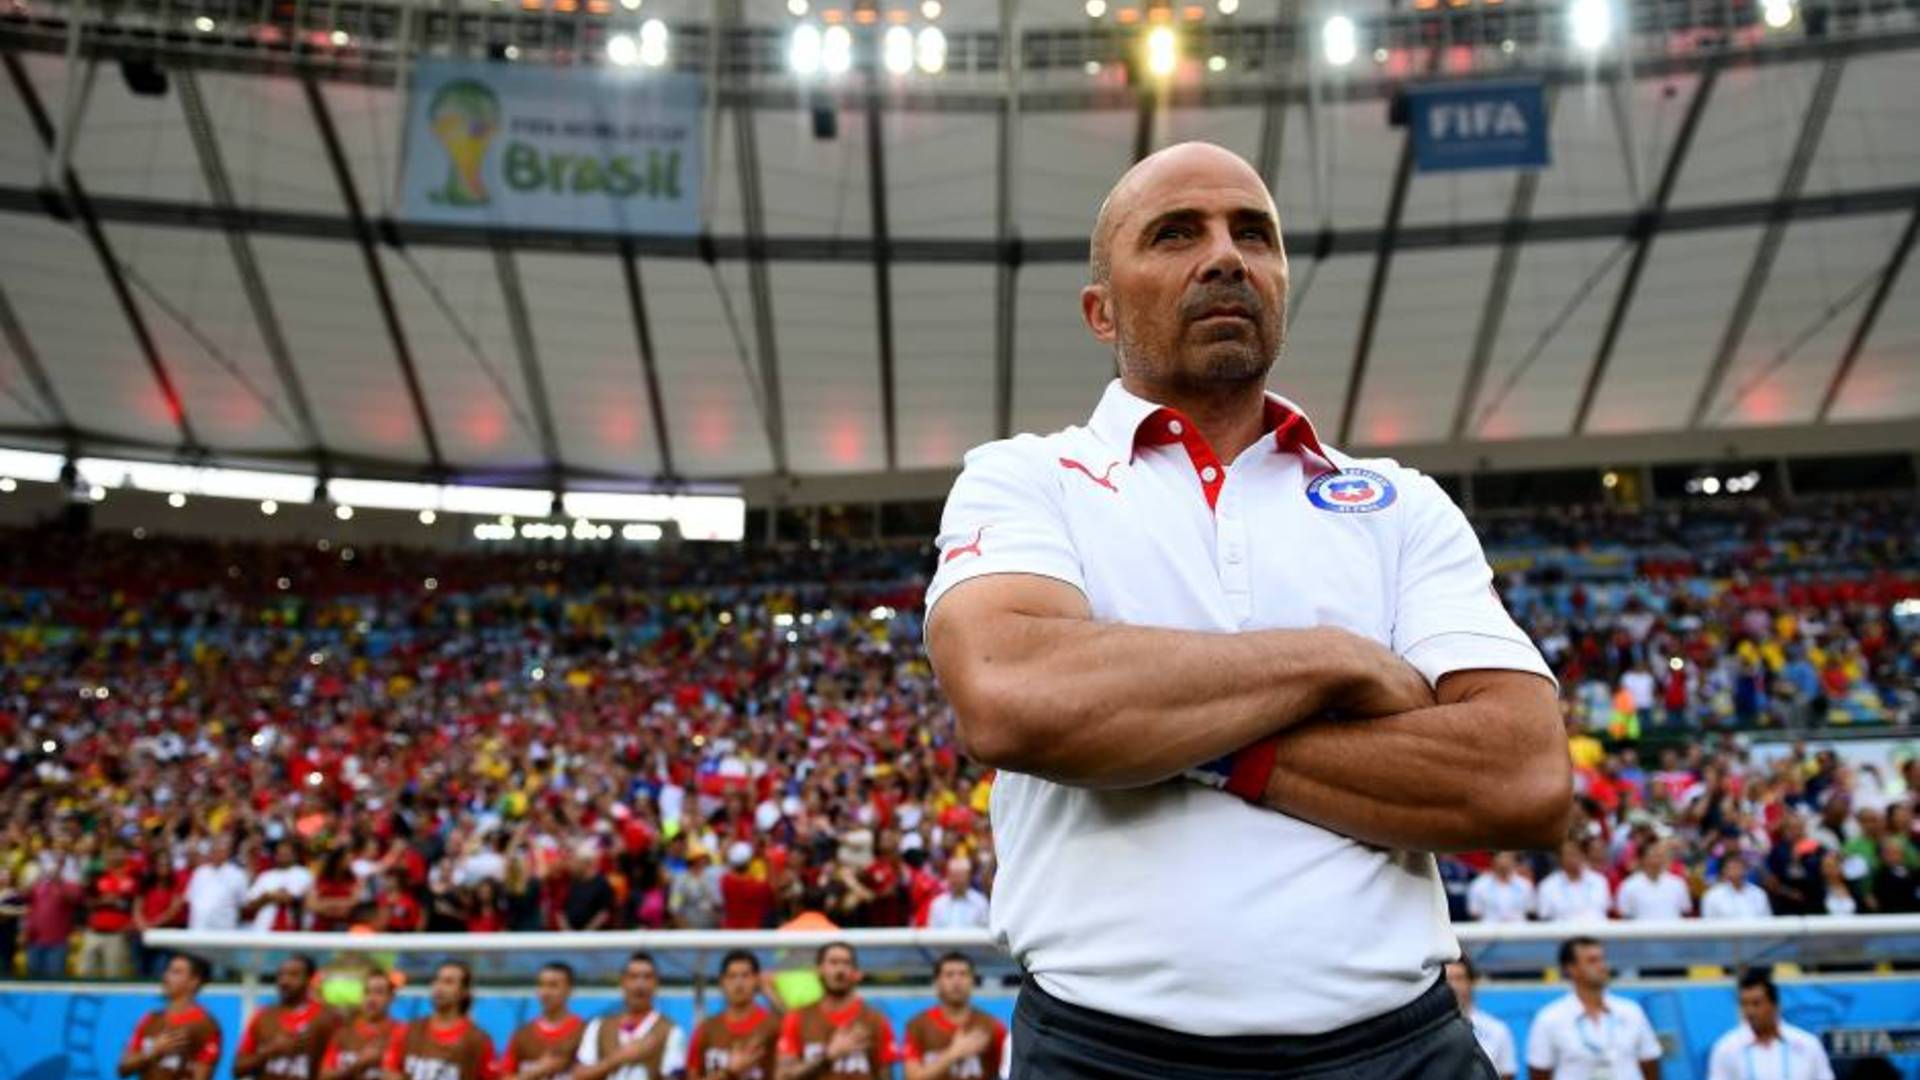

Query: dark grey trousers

[1010,975,1500,1079]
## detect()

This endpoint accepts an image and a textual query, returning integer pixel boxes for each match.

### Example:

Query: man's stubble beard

[1111,293,1288,389]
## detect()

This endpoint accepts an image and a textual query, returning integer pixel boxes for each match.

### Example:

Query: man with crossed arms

[927,142,1571,1077]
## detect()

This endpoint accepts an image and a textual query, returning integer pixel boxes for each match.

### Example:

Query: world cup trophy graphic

[427,79,501,206]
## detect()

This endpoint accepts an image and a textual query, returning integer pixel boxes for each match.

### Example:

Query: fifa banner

[1405,77,1550,173]
[399,60,703,234]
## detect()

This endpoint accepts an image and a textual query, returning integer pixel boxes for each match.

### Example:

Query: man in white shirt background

[1468,852,1536,924]
[1701,855,1773,921]
[243,840,313,933]
[1526,937,1663,1080]
[183,836,248,932]
[1705,971,1834,1080]
[1614,842,1692,921]
[1538,841,1613,923]
[1445,958,1515,1080]
[925,857,990,931]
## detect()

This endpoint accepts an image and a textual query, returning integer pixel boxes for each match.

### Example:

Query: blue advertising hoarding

[399,60,704,234]
[1406,78,1551,173]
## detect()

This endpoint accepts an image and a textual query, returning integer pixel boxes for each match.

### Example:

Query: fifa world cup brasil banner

[399,60,704,234]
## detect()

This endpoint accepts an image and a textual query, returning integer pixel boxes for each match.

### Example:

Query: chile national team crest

[1306,468,1397,513]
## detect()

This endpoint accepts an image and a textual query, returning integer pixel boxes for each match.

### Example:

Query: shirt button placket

[1218,485,1251,622]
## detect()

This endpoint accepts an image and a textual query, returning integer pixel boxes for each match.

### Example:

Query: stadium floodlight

[916,26,947,73]
[194,15,215,31]
[562,490,674,522]
[823,25,853,75]
[0,478,14,492]
[1085,0,1107,16]
[198,466,316,504]
[607,33,640,66]
[1322,15,1358,66]
[260,500,278,516]
[921,0,943,18]
[443,484,553,519]
[1218,0,1240,12]
[671,494,747,542]
[0,448,65,483]
[335,504,355,520]
[619,0,640,9]
[884,25,915,74]
[1145,25,1178,77]
[1208,54,1227,72]
[1569,0,1611,51]
[788,0,808,14]
[328,478,439,512]
[790,23,823,75]
[419,509,437,525]
[622,523,664,542]
[168,492,187,509]
[1762,0,1794,27]
[329,29,350,46]
[638,18,668,66]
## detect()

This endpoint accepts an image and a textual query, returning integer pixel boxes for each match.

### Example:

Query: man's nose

[1197,229,1248,283]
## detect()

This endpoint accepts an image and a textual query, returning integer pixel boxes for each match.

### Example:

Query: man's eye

[1154,226,1190,242]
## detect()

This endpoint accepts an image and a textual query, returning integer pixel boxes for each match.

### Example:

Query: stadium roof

[1,0,1917,500]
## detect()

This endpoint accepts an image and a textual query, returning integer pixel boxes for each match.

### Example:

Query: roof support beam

[299,72,445,473]
[1452,167,1545,440]
[1571,60,1720,435]
[175,68,327,458]
[1132,93,1156,163]
[0,282,70,430]
[1818,198,1920,422]
[992,0,1022,441]
[1687,56,1845,429]
[720,0,787,475]
[5,52,199,450]
[865,69,899,471]
[619,244,677,480]
[489,245,564,474]
[1337,109,1417,446]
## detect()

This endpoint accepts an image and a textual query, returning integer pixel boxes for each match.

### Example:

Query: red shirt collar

[823,999,865,1027]
[1088,379,1333,469]
[533,1015,581,1037]
[724,1008,769,1036]
[425,1017,472,1044]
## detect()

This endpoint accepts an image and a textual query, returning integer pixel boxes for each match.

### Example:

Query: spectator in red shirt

[720,843,775,931]
[79,845,138,978]
[306,849,361,933]
[465,880,506,934]
[374,873,423,933]
[132,859,186,978]
[25,858,85,979]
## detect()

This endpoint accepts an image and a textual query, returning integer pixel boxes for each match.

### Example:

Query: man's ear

[1080,284,1116,345]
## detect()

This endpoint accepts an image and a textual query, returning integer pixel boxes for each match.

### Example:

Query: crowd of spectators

[0,492,1914,979]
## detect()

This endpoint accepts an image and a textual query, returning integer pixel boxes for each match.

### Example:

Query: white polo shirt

[926,380,1551,1036]
[1469,1007,1518,1077]
[1706,1023,1834,1080]
[1537,870,1613,922]
[1525,993,1663,1079]
[1702,881,1773,920]
[1467,872,1536,923]
[1615,870,1692,920]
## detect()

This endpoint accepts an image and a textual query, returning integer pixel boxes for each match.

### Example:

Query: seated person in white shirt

[1701,854,1773,920]
[925,857,990,930]
[1445,958,1516,1080]
[1467,852,1536,924]
[1537,840,1613,923]
[1614,841,1692,921]
[1526,937,1663,1080]
[1705,970,1834,1080]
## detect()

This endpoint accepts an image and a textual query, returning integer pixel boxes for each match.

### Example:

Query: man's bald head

[1089,142,1276,284]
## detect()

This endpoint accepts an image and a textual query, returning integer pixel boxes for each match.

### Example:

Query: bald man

[926,142,1568,1077]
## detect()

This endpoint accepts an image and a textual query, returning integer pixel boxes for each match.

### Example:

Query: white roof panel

[883,110,997,240]
[1668,60,1819,211]
[1269,254,1372,433]
[0,66,45,189]
[380,247,542,469]
[756,107,871,238]
[771,262,884,473]
[1705,213,1908,429]
[643,258,775,477]
[250,235,426,461]
[1015,107,1133,238]
[64,59,207,205]
[894,264,996,469]
[102,222,304,451]
[1,216,181,444]
[318,81,405,216]
[1828,256,1920,424]
[1012,263,1110,436]
[196,71,343,215]
[516,252,664,478]
[1806,53,1920,197]
[1469,237,1629,439]
[1352,245,1501,445]
[1585,227,1761,435]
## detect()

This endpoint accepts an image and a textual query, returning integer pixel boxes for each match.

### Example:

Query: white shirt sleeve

[1804,1030,1837,1080]
[1705,1036,1740,1080]
[577,1019,602,1065]
[1630,1004,1663,1061]
[663,1023,689,1079]
[1525,1010,1556,1072]
[1467,876,1488,919]
[1386,468,1554,687]
[1488,1019,1517,1077]
[925,438,1087,618]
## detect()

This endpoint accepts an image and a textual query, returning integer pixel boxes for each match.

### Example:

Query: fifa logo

[427,80,501,206]
[804,1044,872,1073]
[263,1056,311,1077]
[950,1057,985,1078]
[403,1058,464,1080]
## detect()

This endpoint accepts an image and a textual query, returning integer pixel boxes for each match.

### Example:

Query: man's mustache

[1180,283,1265,323]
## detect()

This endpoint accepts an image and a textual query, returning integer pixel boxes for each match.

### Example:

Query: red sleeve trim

[777,1012,803,1058]
[1225,735,1280,802]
